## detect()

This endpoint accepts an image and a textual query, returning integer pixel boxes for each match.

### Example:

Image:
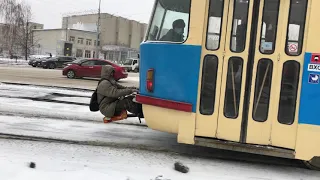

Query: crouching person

[97,65,143,122]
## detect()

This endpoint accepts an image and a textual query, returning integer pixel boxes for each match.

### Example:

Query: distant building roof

[32,28,97,34]
[63,13,148,25]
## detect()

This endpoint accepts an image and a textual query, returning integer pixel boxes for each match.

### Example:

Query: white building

[33,29,97,58]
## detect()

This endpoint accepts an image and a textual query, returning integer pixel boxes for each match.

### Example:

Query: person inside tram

[97,65,143,120]
[160,19,186,42]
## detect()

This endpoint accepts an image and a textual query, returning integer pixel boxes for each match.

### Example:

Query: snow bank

[0,58,28,66]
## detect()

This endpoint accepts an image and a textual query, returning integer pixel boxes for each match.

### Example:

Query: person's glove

[131,89,139,93]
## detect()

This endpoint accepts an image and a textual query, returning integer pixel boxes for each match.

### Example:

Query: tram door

[196,0,309,149]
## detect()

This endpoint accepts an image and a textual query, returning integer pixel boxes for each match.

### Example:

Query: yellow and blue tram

[136,0,320,169]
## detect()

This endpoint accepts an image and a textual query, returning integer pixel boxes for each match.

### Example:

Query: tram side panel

[296,0,320,161]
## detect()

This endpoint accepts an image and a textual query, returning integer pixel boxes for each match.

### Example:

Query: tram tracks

[0,82,317,170]
[0,94,89,106]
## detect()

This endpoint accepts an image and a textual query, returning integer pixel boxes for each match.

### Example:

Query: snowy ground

[0,79,320,179]
[0,58,28,66]
[1,139,319,180]
[0,82,144,125]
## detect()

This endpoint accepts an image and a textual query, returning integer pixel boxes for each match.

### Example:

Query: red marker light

[146,69,154,92]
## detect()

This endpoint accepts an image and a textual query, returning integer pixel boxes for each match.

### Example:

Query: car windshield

[123,59,133,65]
[40,57,51,61]
[72,59,88,64]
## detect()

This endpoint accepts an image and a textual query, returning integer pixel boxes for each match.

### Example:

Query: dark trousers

[114,95,143,118]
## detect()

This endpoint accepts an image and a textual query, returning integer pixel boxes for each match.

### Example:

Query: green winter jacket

[97,65,133,118]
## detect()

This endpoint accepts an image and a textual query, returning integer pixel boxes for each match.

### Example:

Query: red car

[62,58,128,81]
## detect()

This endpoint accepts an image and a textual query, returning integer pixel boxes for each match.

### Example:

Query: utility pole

[25,20,28,61]
[65,16,69,41]
[96,0,101,58]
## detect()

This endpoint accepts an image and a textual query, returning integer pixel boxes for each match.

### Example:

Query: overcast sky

[24,0,154,29]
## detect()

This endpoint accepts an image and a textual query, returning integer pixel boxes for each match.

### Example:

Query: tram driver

[160,19,186,42]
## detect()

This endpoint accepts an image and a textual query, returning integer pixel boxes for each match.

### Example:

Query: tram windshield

[146,0,191,42]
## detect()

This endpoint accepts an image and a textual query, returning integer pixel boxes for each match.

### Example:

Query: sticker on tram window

[261,42,273,51]
[288,43,298,53]
[308,74,320,84]
[311,54,320,64]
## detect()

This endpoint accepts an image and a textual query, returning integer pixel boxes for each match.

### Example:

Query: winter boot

[103,110,128,123]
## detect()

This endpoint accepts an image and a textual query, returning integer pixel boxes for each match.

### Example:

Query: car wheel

[134,68,139,73]
[67,70,76,79]
[48,63,56,69]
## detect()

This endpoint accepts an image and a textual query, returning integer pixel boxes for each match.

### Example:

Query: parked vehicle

[41,56,76,69]
[122,58,139,72]
[62,58,128,81]
[28,57,51,67]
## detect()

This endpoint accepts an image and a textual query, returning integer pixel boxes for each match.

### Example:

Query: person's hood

[101,65,115,80]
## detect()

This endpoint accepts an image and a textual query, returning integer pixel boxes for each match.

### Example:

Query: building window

[76,49,83,57]
[146,0,191,42]
[116,32,119,43]
[33,26,37,29]
[94,40,97,46]
[69,36,75,42]
[85,50,91,58]
[129,34,132,46]
[107,51,114,60]
[78,38,83,44]
[121,51,128,61]
[86,39,92,46]
[93,51,96,58]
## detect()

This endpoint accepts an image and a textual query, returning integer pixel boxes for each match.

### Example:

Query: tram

[136,0,320,169]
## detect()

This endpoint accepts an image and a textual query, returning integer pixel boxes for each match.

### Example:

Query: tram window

[259,0,280,54]
[200,55,218,115]
[253,59,273,122]
[206,0,224,50]
[146,0,191,43]
[278,61,300,125]
[224,57,243,119]
[285,0,308,56]
[230,0,250,53]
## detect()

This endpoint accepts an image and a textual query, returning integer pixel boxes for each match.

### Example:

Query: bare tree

[0,0,37,60]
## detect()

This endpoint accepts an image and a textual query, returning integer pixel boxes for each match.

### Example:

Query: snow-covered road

[1,139,319,180]
[0,82,320,179]
[0,82,144,125]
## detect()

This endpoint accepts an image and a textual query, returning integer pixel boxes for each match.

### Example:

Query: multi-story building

[61,13,148,61]
[33,28,97,58]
